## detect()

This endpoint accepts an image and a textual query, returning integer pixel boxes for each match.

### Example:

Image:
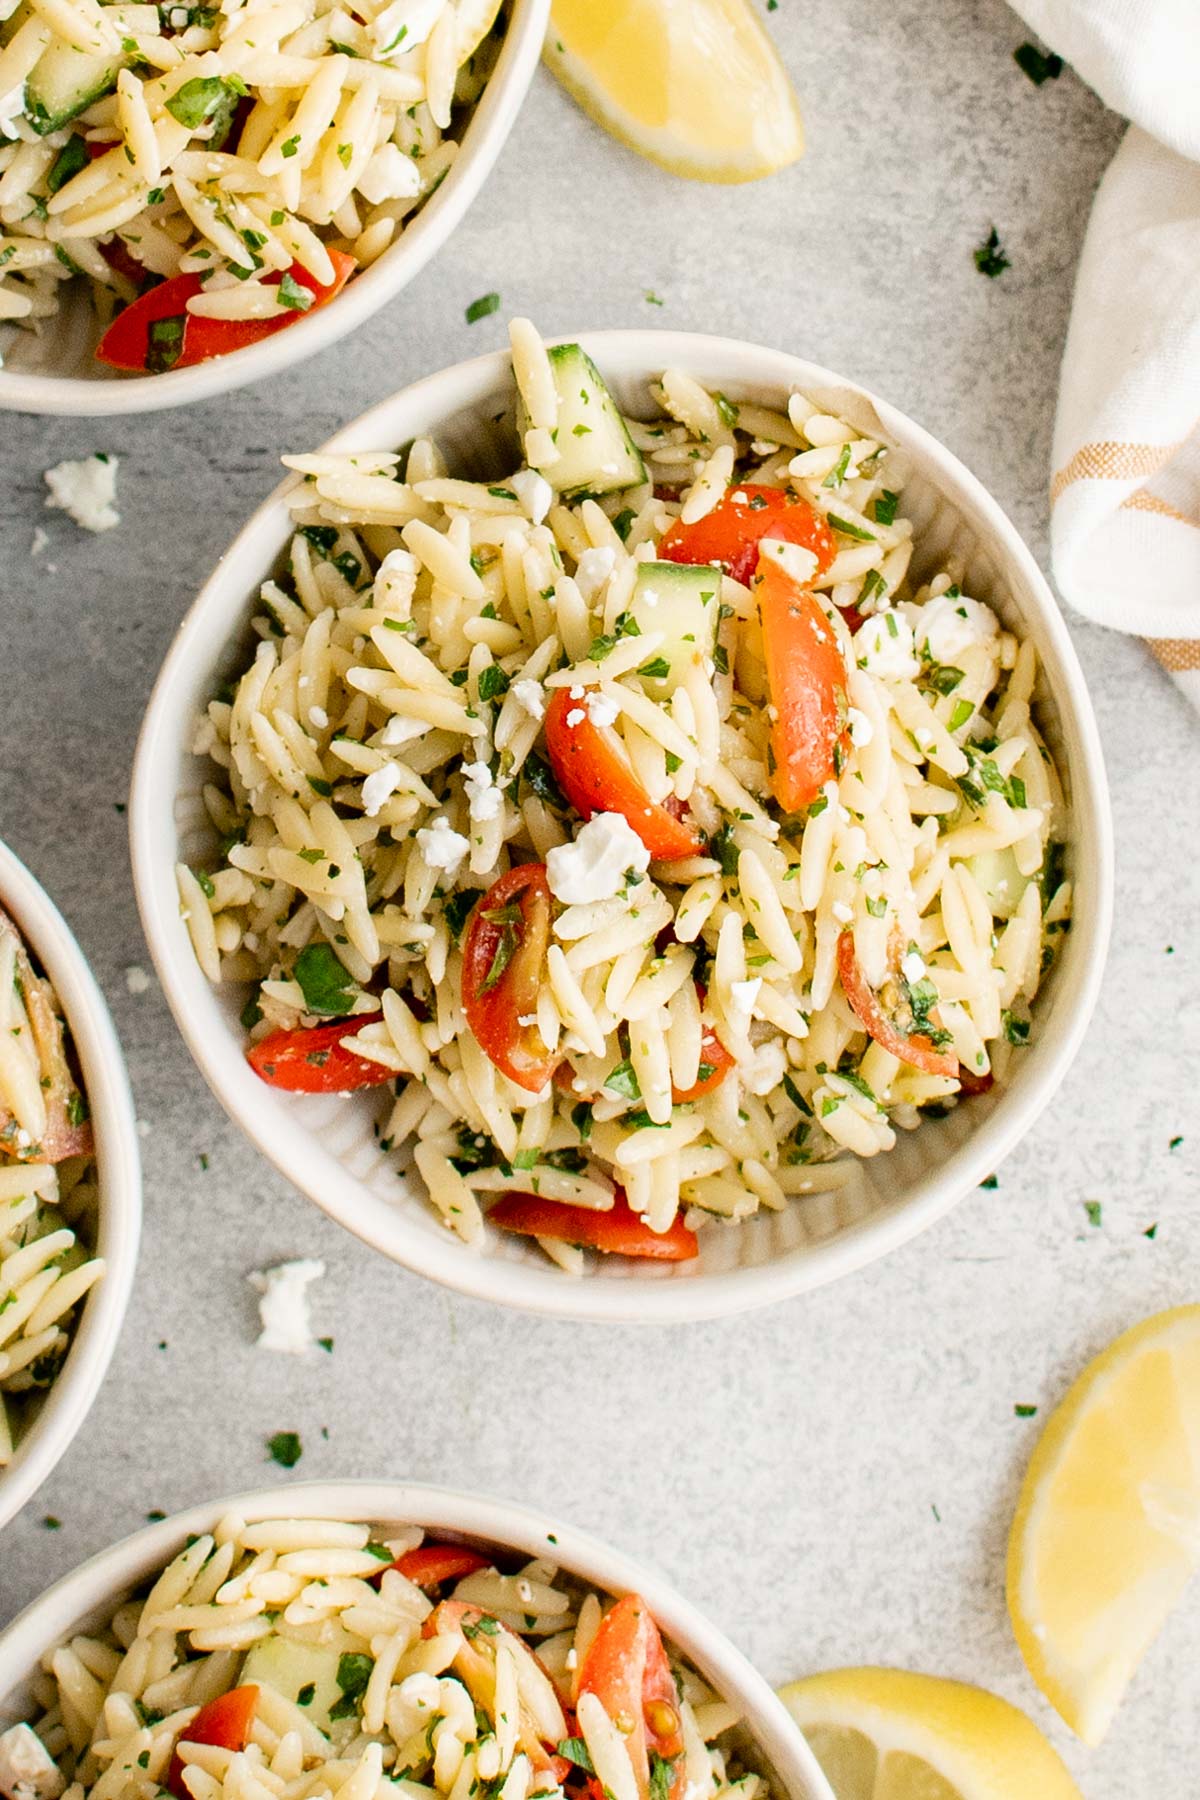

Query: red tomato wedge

[671,1022,734,1103]
[578,1595,685,1800]
[757,554,850,813]
[659,485,835,588]
[246,1014,390,1092]
[392,1544,490,1589]
[167,1687,259,1798]
[488,1191,698,1262]
[544,689,702,861]
[836,932,959,1078]
[95,251,355,372]
[462,865,561,1093]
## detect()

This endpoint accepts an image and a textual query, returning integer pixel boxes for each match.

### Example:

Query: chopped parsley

[604,1059,641,1101]
[974,226,1010,279]
[293,943,355,1016]
[465,291,500,323]
[266,1430,302,1467]
[478,664,511,702]
[1014,1404,1038,1419]
[557,1738,595,1775]
[444,888,483,940]
[1014,42,1063,85]
[1084,1200,1102,1228]
[276,272,314,312]
[329,1652,374,1721]
[826,514,876,543]
[873,489,899,526]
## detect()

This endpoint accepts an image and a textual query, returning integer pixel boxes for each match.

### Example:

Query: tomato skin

[95,250,355,372]
[578,1595,684,1800]
[392,1544,490,1589]
[671,1021,734,1102]
[167,1687,259,1798]
[462,866,561,1094]
[659,485,835,588]
[488,1190,698,1262]
[544,690,702,861]
[757,555,849,813]
[246,1014,389,1092]
[956,1064,994,1097]
[836,932,960,1078]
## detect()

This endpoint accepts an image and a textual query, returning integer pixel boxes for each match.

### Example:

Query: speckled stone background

[1,0,1198,1793]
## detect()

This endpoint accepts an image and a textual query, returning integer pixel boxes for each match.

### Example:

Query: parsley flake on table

[974,227,1011,279]
[465,292,500,324]
[266,1430,303,1468]
[1169,1135,1183,1150]
[1083,1200,1102,1228]
[1014,1403,1038,1419]
[1014,42,1064,85]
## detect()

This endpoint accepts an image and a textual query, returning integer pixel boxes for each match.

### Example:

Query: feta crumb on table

[248,1258,326,1355]
[43,455,120,533]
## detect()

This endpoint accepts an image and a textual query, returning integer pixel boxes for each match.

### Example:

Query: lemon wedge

[1007,1304,1200,1745]
[780,1667,1083,1800]
[545,0,804,184]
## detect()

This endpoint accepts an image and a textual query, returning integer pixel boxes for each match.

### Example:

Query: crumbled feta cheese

[832,900,854,924]
[574,545,616,599]
[370,0,442,57]
[462,760,503,823]
[511,677,546,721]
[416,815,469,878]
[546,812,650,905]
[565,707,586,728]
[847,706,873,746]
[901,950,926,983]
[585,689,619,729]
[758,537,819,586]
[510,469,553,525]
[44,455,120,532]
[904,592,999,664]
[853,609,920,680]
[380,713,428,748]
[124,964,151,995]
[357,142,421,206]
[746,1039,788,1097]
[0,83,26,141]
[0,1724,65,1800]
[248,1258,325,1355]
[362,761,403,816]
[728,977,762,1028]
[308,705,329,730]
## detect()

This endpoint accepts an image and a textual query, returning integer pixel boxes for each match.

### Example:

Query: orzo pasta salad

[0,908,103,1460]
[0,0,506,369]
[0,1515,772,1800]
[180,320,1072,1269]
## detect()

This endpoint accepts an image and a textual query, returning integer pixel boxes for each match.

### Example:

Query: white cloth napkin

[1007,0,1200,706]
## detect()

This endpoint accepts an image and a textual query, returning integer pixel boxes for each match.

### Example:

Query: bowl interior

[132,334,1111,1321]
[0,0,548,415]
[0,841,141,1531]
[0,1480,835,1800]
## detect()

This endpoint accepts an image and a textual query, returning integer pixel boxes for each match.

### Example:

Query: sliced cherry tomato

[544,689,702,861]
[423,1603,568,1777]
[757,553,850,813]
[659,485,835,588]
[95,250,356,372]
[578,1595,684,1800]
[488,1190,698,1262]
[392,1543,490,1589]
[167,1686,259,1798]
[462,865,561,1094]
[246,1014,389,1093]
[671,1022,734,1103]
[836,932,959,1078]
[956,1065,994,1097]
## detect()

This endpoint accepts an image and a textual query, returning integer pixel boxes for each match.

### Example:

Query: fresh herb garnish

[276,272,313,312]
[266,1431,302,1467]
[974,226,1010,278]
[465,291,500,323]
[1014,42,1063,85]
[293,943,355,1016]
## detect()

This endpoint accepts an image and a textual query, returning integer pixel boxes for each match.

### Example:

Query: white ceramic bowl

[130,332,1113,1323]
[0,1478,836,1800]
[0,0,548,418]
[0,840,141,1532]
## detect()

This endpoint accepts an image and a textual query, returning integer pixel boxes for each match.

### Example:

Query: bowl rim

[0,839,142,1533]
[129,329,1114,1324]
[0,0,550,419]
[0,1477,836,1800]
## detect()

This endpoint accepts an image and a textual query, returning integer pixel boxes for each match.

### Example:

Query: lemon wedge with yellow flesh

[545,0,804,184]
[780,1668,1083,1800]
[1007,1303,1200,1745]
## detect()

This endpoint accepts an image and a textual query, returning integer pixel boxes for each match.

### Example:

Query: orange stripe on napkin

[1147,638,1200,674]
[1050,438,1186,502]
[1120,490,1198,527]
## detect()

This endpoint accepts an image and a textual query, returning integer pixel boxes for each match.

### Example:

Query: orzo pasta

[0,0,508,370]
[0,908,103,1461]
[179,320,1073,1269]
[0,1515,774,1800]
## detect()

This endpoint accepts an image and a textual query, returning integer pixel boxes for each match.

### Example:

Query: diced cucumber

[627,560,721,698]
[25,38,121,135]
[241,1626,359,1734]
[968,845,1029,921]
[523,343,646,501]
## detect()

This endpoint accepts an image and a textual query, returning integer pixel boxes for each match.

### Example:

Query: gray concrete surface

[2,1,1198,1794]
